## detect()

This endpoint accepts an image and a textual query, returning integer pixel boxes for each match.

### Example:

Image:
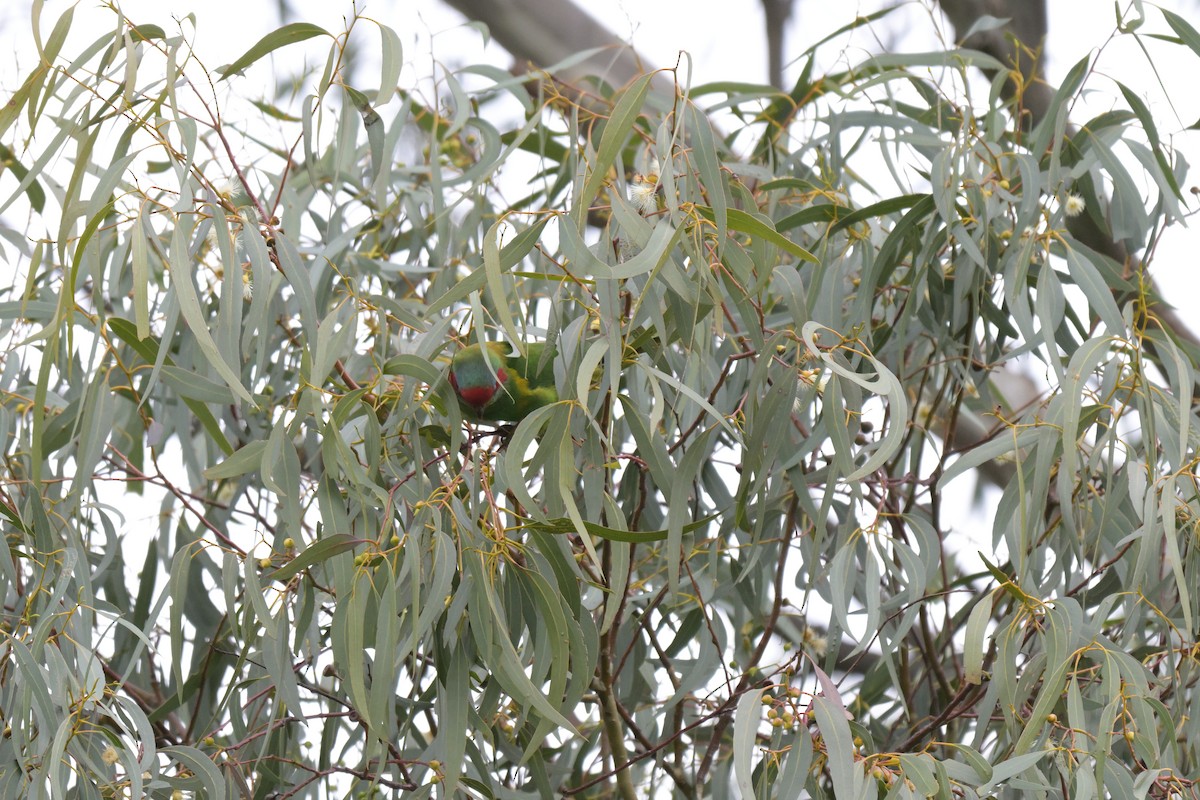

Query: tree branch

[936,0,1200,354]
[440,0,675,105]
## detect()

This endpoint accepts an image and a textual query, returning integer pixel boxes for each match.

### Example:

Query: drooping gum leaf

[572,72,654,228]
[108,318,235,455]
[964,591,995,684]
[732,688,766,799]
[165,225,254,405]
[694,204,817,262]
[218,22,331,80]
[376,22,402,105]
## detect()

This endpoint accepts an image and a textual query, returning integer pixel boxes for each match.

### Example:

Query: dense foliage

[2,3,1200,798]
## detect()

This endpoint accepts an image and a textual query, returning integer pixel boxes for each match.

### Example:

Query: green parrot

[449,341,559,422]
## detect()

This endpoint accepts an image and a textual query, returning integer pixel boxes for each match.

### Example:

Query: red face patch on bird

[450,366,507,410]
[456,384,496,409]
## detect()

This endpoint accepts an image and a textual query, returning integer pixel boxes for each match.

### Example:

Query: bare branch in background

[937,0,1052,124]
[441,0,675,103]
[763,0,795,89]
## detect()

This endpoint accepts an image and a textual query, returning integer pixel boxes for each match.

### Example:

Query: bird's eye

[496,367,507,383]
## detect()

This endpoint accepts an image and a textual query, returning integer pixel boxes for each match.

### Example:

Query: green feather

[450,341,558,422]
